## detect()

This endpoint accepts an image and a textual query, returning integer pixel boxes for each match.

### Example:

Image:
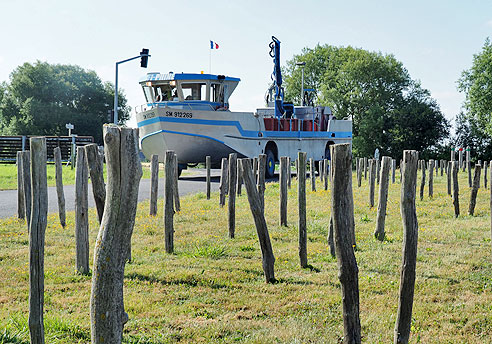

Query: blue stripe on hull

[138,116,352,139]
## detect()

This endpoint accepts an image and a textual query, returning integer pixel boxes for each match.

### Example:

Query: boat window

[142,86,154,103]
[211,83,224,103]
[181,83,206,101]
[153,83,176,101]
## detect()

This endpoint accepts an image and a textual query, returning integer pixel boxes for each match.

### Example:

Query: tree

[458,37,492,136]
[454,111,492,162]
[0,61,130,144]
[283,45,450,160]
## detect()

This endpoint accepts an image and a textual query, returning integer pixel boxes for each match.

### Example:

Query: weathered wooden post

[149,154,159,216]
[369,159,376,208]
[173,153,180,212]
[394,150,419,344]
[468,161,472,188]
[458,148,463,170]
[435,160,438,177]
[21,151,32,229]
[164,151,175,254]
[75,147,89,275]
[440,160,444,176]
[310,157,316,191]
[228,153,237,238]
[206,155,211,199]
[280,156,288,227]
[237,162,243,196]
[452,161,460,217]
[253,156,258,182]
[298,152,308,268]
[357,157,362,187]
[219,158,228,207]
[330,143,361,344]
[392,159,396,184]
[85,143,106,223]
[468,164,482,216]
[355,158,360,185]
[484,161,488,189]
[257,154,266,212]
[447,161,452,196]
[450,147,455,162]
[363,157,368,180]
[29,137,48,344]
[324,159,329,191]
[376,158,381,185]
[419,160,426,201]
[287,157,292,189]
[54,147,66,227]
[240,158,276,283]
[17,151,25,220]
[466,146,470,171]
[428,159,434,198]
[90,126,142,344]
[375,156,391,241]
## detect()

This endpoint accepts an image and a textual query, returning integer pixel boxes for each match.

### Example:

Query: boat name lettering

[165,111,193,119]
[142,112,156,120]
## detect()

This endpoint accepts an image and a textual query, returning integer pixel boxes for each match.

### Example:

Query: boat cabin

[139,72,240,110]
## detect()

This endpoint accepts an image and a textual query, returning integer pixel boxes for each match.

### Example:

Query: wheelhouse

[139,72,240,110]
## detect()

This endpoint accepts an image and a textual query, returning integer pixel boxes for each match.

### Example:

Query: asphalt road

[0,169,223,219]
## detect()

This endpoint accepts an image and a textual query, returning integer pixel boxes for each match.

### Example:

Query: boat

[135,36,352,178]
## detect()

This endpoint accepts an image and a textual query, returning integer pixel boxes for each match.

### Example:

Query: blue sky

[1,0,491,130]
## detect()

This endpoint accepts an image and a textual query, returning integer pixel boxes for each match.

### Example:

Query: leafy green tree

[458,37,492,136]
[0,61,130,144]
[454,111,492,162]
[283,44,449,160]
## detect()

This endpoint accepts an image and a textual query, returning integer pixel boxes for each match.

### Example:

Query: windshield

[181,83,207,101]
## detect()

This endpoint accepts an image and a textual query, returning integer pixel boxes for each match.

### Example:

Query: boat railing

[135,102,216,114]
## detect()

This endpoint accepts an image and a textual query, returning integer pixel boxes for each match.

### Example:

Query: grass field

[0,168,491,343]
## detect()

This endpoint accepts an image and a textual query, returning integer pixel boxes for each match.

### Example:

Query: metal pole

[114,62,119,124]
[301,66,304,106]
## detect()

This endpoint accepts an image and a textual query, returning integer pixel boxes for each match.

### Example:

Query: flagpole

[209,48,212,73]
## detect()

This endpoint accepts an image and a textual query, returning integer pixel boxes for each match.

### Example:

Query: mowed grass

[0,169,491,343]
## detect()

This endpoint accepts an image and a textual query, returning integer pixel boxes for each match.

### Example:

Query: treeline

[0,62,130,144]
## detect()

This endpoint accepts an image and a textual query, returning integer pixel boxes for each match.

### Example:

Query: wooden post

[295,158,299,180]
[85,143,106,224]
[310,157,316,191]
[173,153,180,212]
[219,158,228,207]
[394,150,419,344]
[484,161,488,189]
[450,147,455,162]
[228,153,237,238]
[21,151,32,229]
[287,157,292,189]
[419,160,426,201]
[239,158,276,283]
[17,151,25,220]
[257,154,266,212]
[468,164,482,216]
[279,156,288,227]
[206,156,211,199]
[253,156,258,182]
[376,159,380,185]
[428,159,434,198]
[468,161,472,188]
[369,159,376,208]
[452,161,460,218]
[90,126,142,344]
[75,147,89,274]
[237,162,243,196]
[330,143,361,344]
[149,154,159,216]
[28,137,48,344]
[298,152,307,267]
[435,160,438,177]
[363,157,368,180]
[164,151,175,254]
[440,160,444,176]
[357,158,362,187]
[447,161,452,196]
[54,147,66,227]
[459,149,463,170]
[392,159,396,184]
[375,156,391,241]
[324,159,329,191]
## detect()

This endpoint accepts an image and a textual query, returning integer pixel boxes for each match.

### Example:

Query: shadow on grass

[125,272,230,289]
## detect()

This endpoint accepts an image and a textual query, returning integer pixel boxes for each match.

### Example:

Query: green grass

[0,169,491,343]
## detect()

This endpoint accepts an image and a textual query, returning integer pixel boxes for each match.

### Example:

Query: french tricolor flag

[210,40,219,49]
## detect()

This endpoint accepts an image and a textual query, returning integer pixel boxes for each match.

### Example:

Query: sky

[1,0,491,132]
